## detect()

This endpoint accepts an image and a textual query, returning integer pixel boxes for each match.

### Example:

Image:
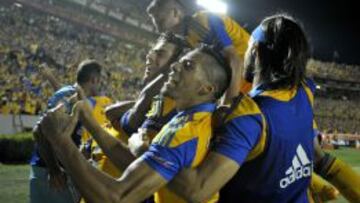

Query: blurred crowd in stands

[307,59,360,82]
[0,2,146,116]
[0,1,359,134]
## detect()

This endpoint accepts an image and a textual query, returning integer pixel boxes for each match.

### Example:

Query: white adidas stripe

[280,144,312,189]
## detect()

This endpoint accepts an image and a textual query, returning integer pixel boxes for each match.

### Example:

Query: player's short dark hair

[198,44,232,99]
[76,59,102,85]
[256,14,309,89]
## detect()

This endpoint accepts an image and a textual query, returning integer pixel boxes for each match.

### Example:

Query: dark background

[228,0,359,65]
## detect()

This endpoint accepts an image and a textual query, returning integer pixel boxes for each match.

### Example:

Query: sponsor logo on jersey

[280,144,312,189]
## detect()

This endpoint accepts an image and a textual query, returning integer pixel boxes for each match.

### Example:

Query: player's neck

[175,96,212,112]
[81,85,92,97]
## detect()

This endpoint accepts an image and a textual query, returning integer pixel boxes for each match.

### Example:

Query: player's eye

[183,60,193,71]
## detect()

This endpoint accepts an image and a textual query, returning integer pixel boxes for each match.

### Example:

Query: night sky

[228,0,360,65]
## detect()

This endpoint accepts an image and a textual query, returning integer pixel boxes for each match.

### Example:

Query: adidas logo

[279,144,312,189]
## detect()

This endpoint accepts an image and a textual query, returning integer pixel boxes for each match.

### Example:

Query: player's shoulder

[152,107,213,148]
[48,85,75,108]
[54,85,75,95]
[93,95,113,106]
[226,94,262,122]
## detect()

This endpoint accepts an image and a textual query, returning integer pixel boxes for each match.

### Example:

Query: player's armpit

[168,152,239,203]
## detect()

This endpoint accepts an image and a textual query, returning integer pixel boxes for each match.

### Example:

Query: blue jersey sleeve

[47,85,75,110]
[119,110,137,136]
[214,115,262,165]
[141,109,177,132]
[141,139,198,181]
[208,14,233,49]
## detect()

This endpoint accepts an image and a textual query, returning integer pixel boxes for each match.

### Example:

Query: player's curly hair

[255,13,310,89]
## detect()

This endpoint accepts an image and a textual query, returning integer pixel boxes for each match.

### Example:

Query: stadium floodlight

[196,0,228,14]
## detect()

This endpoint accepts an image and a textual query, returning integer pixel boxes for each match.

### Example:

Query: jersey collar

[177,102,216,117]
[249,83,298,102]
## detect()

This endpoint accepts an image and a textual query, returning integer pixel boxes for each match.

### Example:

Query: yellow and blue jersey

[90,123,128,178]
[214,79,317,203]
[185,11,252,93]
[142,102,218,203]
[139,95,177,139]
[120,95,177,137]
[186,11,249,58]
[81,96,113,143]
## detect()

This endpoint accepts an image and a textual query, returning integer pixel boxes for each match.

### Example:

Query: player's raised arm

[75,87,136,171]
[119,74,168,133]
[37,63,63,90]
[118,33,187,136]
[39,46,233,203]
[38,105,167,202]
[222,46,244,103]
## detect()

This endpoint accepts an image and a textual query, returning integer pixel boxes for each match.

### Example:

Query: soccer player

[37,46,231,203]
[157,14,319,203]
[147,0,251,102]
[166,14,360,203]
[30,60,105,203]
[108,32,188,137]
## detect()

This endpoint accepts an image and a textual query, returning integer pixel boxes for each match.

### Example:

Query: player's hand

[34,117,66,189]
[212,105,230,129]
[128,128,151,157]
[40,104,79,143]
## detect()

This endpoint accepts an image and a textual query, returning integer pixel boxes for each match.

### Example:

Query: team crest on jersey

[279,144,312,189]
[152,115,189,146]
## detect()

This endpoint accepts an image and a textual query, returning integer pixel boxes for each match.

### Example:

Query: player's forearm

[51,136,118,202]
[127,75,166,129]
[168,169,204,202]
[170,152,239,203]
[223,50,243,104]
[79,104,135,171]
[105,101,135,124]
[46,75,62,90]
[52,135,165,203]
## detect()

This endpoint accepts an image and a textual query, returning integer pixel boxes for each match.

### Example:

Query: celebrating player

[147,0,251,102]
[36,46,231,203]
